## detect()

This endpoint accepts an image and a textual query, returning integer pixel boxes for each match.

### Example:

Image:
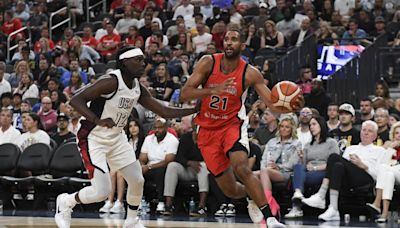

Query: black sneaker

[190,207,207,217]
[162,205,174,216]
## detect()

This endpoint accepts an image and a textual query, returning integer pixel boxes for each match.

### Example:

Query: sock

[65,193,78,208]
[127,204,139,220]
[317,182,328,199]
[329,189,339,210]
[260,204,273,219]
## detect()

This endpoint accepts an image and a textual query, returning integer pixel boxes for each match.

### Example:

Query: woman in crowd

[285,116,340,218]
[260,20,285,49]
[124,26,144,49]
[245,22,261,56]
[367,122,400,223]
[151,63,175,101]
[63,71,84,99]
[17,112,50,151]
[257,116,301,218]
[317,21,339,45]
[374,80,393,108]
[13,73,39,100]
[8,60,33,89]
[70,36,101,65]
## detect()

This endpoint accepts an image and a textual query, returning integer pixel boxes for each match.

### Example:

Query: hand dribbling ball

[270,81,302,112]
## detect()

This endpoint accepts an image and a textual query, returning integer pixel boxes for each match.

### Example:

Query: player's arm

[247,65,303,113]
[70,76,117,127]
[180,55,235,102]
[138,84,198,118]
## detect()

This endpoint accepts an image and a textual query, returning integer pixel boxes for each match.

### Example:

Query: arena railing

[49,7,71,41]
[326,34,388,105]
[7,27,31,62]
[86,0,107,22]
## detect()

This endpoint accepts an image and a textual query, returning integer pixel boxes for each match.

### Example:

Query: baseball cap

[172,44,183,50]
[375,16,385,23]
[260,3,268,8]
[57,113,70,121]
[339,103,355,116]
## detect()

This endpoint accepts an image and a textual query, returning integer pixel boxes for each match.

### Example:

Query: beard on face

[156,131,167,141]
[224,47,241,60]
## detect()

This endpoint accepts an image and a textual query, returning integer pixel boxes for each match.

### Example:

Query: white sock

[127,208,138,220]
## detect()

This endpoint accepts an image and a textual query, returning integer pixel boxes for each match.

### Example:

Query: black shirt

[376,128,390,146]
[176,132,204,167]
[329,127,360,154]
[51,132,76,149]
[151,78,175,101]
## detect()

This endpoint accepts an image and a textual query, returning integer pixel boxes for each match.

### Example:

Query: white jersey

[88,69,141,142]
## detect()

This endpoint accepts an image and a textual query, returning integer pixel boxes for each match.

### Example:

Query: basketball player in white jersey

[55,46,198,228]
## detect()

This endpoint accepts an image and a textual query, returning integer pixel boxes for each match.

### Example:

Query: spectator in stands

[12,40,35,64]
[7,60,32,89]
[270,0,285,23]
[374,80,393,108]
[355,98,374,127]
[297,107,313,148]
[71,36,100,65]
[166,16,185,39]
[371,0,387,20]
[61,59,88,88]
[290,17,313,47]
[145,27,168,50]
[80,59,95,79]
[63,71,84,99]
[173,0,194,20]
[139,13,154,41]
[189,22,212,54]
[326,103,340,131]
[51,112,75,147]
[28,3,48,43]
[168,22,187,47]
[305,78,331,120]
[1,10,23,40]
[138,6,163,30]
[1,92,12,109]
[358,9,375,35]
[31,88,50,113]
[97,22,122,61]
[252,3,270,29]
[374,108,390,145]
[340,19,368,45]
[317,21,339,45]
[303,120,388,221]
[127,118,145,159]
[0,108,20,145]
[14,99,30,132]
[151,63,175,101]
[320,0,333,21]
[245,22,261,56]
[200,0,213,19]
[50,90,67,113]
[124,26,144,48]
[389,113,399,128]
[34,38,54,60]
[276,6,299,40]
[81,26,98,49]
[13,73,39,101]
[17,112,50,151]
[139,118,179,214]
[37,96,58,135]
[285,115,340,218]
[33,27,56,54]
[57,27,74,48]
[371,16,386,38]
[253,107,279,148]
[211,21,226,51]
[260,20,285,48]
[95,17,118,41]
[163,123,209,216]
[334,0,354,16]
[109,0,124,15]
[329,103,361,154]
[296,66,313,96]
[67,106,82,135]
[247,102,261,139]
[116,5,139,36]
[13,0,29,23]
[0,62,11,97]
[67,0,84,29]
[306,9,320,32]
[367,121,400,223]
[258,115,301,217]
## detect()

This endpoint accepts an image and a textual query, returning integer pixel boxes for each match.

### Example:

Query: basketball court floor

[0,210,397,228]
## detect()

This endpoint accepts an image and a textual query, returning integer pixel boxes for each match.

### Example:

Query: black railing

[326,34,388,105]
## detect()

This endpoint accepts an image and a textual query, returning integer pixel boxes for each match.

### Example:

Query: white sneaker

[55,193,73,228]
[318,206,340,221]
[156,202,165,214]
[292,191,304,201]
[123,217,145,228]
[266,217,286,228]
[247,199,263,224]
[284,207,303,218]
[214,203,227,216]
[225,204,236,217]
[99,200,114,213]
[302,193,326,209]
[110,200,125,213]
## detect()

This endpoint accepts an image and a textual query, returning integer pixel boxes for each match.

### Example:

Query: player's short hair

[226,24,246,43]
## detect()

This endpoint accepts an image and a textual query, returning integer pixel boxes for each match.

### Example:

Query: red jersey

[98,34,121,56]
[82,37,98,49]
[194,53,248,129]
[34,39,55,53]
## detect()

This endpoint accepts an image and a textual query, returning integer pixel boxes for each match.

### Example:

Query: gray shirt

[295,137,340,166]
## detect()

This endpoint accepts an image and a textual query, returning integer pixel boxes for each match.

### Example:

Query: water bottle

[189,197,196,214]
[171,89,181,106]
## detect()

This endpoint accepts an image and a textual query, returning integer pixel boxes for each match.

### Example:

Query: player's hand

[212,77,236,95]
[267,161,279,170]
[188,161,202,173]
[291,93,305,112]
[95,118,116,128]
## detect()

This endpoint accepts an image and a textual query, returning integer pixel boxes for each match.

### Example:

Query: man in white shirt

[0,62,11,97]
[334,0,355,16]
[173,0,194,20]
[191,22,212,54]
[303,120,389,221]
[139,118,179,214]
[200,0,213,19]
[0,108,21,145]
[297,107,313,148]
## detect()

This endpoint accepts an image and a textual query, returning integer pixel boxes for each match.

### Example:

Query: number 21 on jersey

[209,95,228,111]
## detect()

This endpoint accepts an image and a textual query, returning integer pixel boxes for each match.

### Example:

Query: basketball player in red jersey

[181,27,303,227]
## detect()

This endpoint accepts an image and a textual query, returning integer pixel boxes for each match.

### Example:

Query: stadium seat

[106,60,116,70]
[0,143,21,208]
[256,47,277,60]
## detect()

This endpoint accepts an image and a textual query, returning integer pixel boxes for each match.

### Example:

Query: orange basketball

[270,81,302,112]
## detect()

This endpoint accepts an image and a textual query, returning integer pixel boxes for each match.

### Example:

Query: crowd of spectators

[0,0,400,223]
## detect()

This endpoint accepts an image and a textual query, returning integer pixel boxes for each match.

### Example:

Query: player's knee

[96,184,112,201]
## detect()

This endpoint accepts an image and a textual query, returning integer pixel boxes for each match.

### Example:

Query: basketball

[270,81,302,112]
